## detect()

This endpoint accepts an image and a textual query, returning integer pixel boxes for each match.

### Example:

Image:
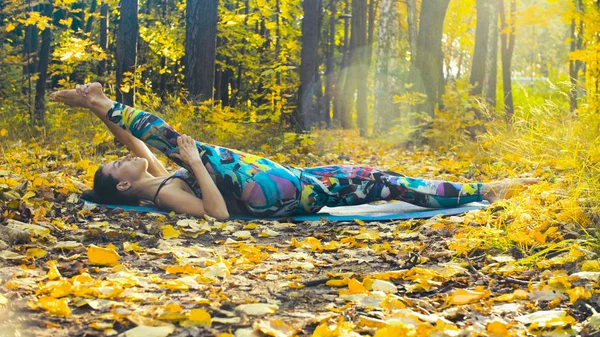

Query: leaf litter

[0,139,599,336]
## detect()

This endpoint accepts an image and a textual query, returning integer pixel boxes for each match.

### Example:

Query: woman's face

[102,154,148,183]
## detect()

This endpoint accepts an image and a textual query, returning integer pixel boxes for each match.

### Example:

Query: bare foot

[482,178,540,203]
[50,82,106,108]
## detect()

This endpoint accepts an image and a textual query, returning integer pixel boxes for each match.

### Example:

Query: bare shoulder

[155,186,206,217]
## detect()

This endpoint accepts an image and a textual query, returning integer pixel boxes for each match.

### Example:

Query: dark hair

[81,166,141,206]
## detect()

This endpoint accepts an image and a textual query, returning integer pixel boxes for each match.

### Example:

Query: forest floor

[1,131,599,337]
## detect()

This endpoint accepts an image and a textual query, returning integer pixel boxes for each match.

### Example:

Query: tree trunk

[366,0,376,67]
[406,0,417,63]
[235,0,249,105]
[275,0,282,86]
[296,0,320,131]
[324,0,337,128]
[334,0,351,127]
[22,11,39,80]
[185,0,218,103]
[85,0,98,33]
[500,0,515,121]
[98,1,109,77]
[469,0,489,96]
[116,0,138,106]
[483,0,498,108]
[569,0,583,113]
[33,2,53,126]
[373,0,400,133]
[70,0,85,31]
[354,0,368,136]
[414,0,450,118]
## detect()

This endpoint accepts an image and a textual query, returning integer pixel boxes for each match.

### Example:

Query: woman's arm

[75,84,169,177]
[98,115,169,177]
[170,135,229,220]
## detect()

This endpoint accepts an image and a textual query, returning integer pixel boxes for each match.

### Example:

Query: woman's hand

[171,134,203,166]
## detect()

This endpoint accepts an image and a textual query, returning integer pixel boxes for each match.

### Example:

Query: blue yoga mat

[84,201,488,221]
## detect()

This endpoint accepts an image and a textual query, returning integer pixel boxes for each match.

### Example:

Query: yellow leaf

[288,281,305,289]
[49,280,72,298]
[566,286,591,304]
[124,241,143,252]
[46,260,61,280]
[27,248,47,258]
[493,289,529,302]
[162,225,180,239]
[373,322,414,337]
[165,265,203,275]
[486,321,510,337]
[243,223,259,229]
[326,279,349,287]
[448,286,490,305]
[90,322,113,330]
[0,129,7,137]
[582,260,600,272]
[162,280,189,291]
[339,278,367,295]
[164,303,182,313]
[534,231,547,244]
[185,308,211,327]
[87,244,120,267]
[38,296,71,317]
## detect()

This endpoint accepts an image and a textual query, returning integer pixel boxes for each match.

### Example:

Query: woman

[51,83,537,221]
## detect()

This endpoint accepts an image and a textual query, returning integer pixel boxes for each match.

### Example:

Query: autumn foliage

[1,0,600,336]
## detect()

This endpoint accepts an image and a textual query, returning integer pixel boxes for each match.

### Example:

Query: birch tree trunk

[469,0,489,97]
[500,0,515,121]
[373,0,400,133]
[483,0,499,108]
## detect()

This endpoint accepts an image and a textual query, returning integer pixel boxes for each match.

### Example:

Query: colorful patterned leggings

[106,102,483,217]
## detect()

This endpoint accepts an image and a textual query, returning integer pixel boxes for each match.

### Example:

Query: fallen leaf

[448,286,490,305]
[26,248,47,258]
[235,303,278,316]
[180,308,211,327]
[123,325,175,337]
[254,319,300,337]
[37,296,71,317]
[87,245,120,267]
[161,225,180,239]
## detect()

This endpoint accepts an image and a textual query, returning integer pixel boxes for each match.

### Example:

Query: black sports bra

[152,175,195,205]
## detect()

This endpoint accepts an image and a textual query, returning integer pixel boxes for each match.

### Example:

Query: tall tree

[500,0,515,121]
[406,0,417,63]
[373,0,400,133]
[569,0,584,113]
[469,0,489,97]
[22,8,39,80]
[366,0,377,66]
[483,0,498,108]
[185,0,219,102]
[324,0,337,128]
[334,1,351,127]
[352,0,368,136]
[33,1,53,126]
[85,0,98,33]
[296,0,320,131]
[115,0,139,106]
[98,1,109,77]
[414,0,450,118]
[340,0,367,133]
